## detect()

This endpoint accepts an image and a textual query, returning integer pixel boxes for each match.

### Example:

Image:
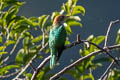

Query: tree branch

[49,44,120,80]
[0,31,26,66]
[99,60,115,80]
[13,42,48,80]
[104,19,120,47]
[31,56,50,80]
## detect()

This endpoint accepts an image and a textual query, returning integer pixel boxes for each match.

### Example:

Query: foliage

[0,0,120,80]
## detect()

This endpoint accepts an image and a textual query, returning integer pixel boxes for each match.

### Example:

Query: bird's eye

[60,16,65,21]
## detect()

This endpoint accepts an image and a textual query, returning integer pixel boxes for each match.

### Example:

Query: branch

[104,19,120,47]
[0,30,26,66]
[31,56,50,80]
[49,44,120,80]
[81,40,119,66]
[31,35,81,80]
[99,60,115,80]
[1,35,21,65]
[31,34,120,80]
[13,42,48,80]
[31,19,120,80]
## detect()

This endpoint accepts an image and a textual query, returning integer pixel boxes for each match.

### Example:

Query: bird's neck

[53,22,63,28]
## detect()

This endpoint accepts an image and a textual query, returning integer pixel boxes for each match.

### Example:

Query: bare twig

[99,60,115,80]
[1,36,22,65]
[13,42,48,80]
[49,44,120,80]
[31,56,50,80]
[104,19,120,47]
[30,63,36,71]
[81,40,119,66]
[41,28,45,48]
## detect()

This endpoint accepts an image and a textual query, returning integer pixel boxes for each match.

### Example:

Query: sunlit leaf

[87,35,94,41]
[36,70,45,80]
[0,65,19,75]
[26,73,32,80]
[5,40,15,46]
[51,12,60,21]
[0,46,6,51]
[0,36,2,43]
[95,36,105,45]
[39,15,49,28]
[72,6,85,16]
[0,52,8,55]
[65,40,71,45]
[45,48,50,54]
[67,21,82,27]
[61,3,70,15]
[16,49,25,64]
[116,29,120,44]
[31,35,43,43]
[65,25,72,34]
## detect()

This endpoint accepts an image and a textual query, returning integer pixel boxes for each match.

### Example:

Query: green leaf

[95,36,105,45]
[0,52,8,55]
[45,48,50,54]
[51,12,60,21]
[61,3,70,15]
[32,35,43,43]
[5,40,15,46]
[1,12,9,21]
[24,18,38,26]
[23,37,30,46]
[6,5,19,24]
[65,25,72,34]
[87,35,94,41]
[72,6,85,16]
[25,73,32,79]
[0,46,6,51]
[22,32,33,39]
[65,40,71,45]
[116,29,120,44]
[36,70,45,80]
[0,65,19,75]
[0,36,2,43]
[67,21,82,27]
[16,49,25,64]
[39,15,49,28]
[23,53,35,64]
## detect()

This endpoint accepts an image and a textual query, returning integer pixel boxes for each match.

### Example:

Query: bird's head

[53,15,80,27]
[53,15,67,27]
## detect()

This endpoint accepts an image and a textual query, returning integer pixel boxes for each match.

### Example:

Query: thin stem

[31,56,50,80]
[13,42,48,79]
[104,19,120,47]
[1,36,21,65]
[99,60,115,80]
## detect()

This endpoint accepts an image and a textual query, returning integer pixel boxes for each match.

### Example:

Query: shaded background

[18,0,120,79]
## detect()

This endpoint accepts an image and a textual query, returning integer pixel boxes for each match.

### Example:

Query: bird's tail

[50,54,56,69]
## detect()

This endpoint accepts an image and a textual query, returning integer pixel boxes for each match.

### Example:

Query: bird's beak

[65,16,81,21]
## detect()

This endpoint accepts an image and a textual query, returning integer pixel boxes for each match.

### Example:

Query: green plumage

[49,25,66,69]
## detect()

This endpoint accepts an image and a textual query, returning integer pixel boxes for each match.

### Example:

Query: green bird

[49,15,69,69]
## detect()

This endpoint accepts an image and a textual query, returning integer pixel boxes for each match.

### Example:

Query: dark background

[18,0,120,79]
